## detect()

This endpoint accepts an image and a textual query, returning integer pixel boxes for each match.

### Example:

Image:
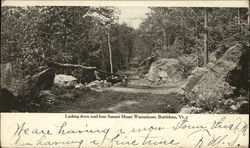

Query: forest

[1,6,249,113]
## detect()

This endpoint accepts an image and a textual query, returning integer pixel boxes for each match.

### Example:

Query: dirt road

[48,67,186,113]
[23,67,187,113]
[51,89,187,113]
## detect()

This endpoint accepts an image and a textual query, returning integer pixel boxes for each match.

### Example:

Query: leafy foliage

[136,7,248,66]
[1,6,135,80]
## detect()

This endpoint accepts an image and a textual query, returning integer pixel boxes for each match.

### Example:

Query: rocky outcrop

[1,62,13,89]
[1,67,55,100]
[1,64,56,111]
[145,56,196,86]
[181,67,209,94]
[0,62,22,96]
[26,68,56,99]
[184,43,248,112]
[146,58,184,86]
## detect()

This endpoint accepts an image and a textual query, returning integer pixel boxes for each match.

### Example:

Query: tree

[1,6,248,81]
[203,8,209,66]
[1,6,120,78]
[107,30,113,73]
[136,7,248,66]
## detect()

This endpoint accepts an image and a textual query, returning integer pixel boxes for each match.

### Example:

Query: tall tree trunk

[248,1,250,25]
[238,8,241,32]
[248,1,250,46]
[107,30,113,73]
[195,20,200,67]
[237,8,241,25]
[162,27,167,51]
[162,10,167,51]
[100,42,106,71]
[203,8,209,67]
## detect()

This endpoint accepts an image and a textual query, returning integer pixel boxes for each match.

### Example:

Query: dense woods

[1,7,248,77]
[1,6,249,113]
[1,6,136,81]
[136,7,248,65]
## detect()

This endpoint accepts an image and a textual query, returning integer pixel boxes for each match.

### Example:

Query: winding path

[43,66,187,113]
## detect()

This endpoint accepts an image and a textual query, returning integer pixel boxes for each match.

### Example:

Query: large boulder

[23,68,56,99]
[146,58,184,86]
[1,65,55,99]
[181,67,209,94]
[30,68,56,89]
[0,62,21,96]
[186,43,248,112]
[54,74,78,88]
[1,62,13,89]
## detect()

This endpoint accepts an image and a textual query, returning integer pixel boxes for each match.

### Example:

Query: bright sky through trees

[118,7,150,29]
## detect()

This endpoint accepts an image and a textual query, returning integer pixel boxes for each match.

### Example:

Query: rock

[107,76,123,84]
[1,62,13,89]
[54,74,78,88]
[1,67,55,100]
[38,90,55,101]
[113,82,122,86]
[140,52,157,66]
[186,43,248,111]
[236,101,249,114]
[86,80,101,88]
[179,106,202,114]
[209,52,218,63]
[28,68,56,98]
[146,58,184,86]
[181,67,209,94]
[230,105,237,111]
[86,80,111,92]
[75,83,83,89]
[0,62,20,96]
[225,99,235,106]
[31,68,56,89]
[38,90,54,98]
[208,44,228,64]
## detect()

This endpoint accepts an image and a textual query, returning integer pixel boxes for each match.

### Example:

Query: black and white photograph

[1,5,249,114]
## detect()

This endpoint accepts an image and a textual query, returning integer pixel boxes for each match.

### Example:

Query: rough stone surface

[1,66,55,99]
[27,68,56,98]
[0,63,21,96]
[237,101,249,114]
[54,74,77,88]
[186,43,248,110]
[181,67,209,94]
[86,80,102,88]
[75,83,84,89]
[209,52,218,63]
[146,58,184,86]
[230,105,237,111]
[179,106,202,114]
[1,62,13,89]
